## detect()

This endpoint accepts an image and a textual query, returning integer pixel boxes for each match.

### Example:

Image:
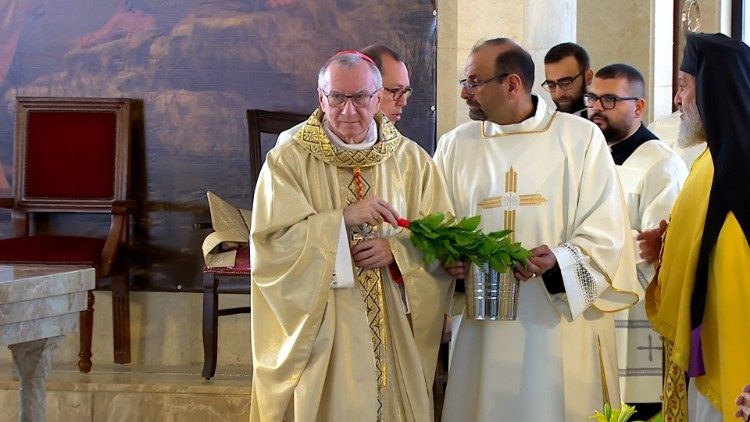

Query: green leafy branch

[397,213,531,273]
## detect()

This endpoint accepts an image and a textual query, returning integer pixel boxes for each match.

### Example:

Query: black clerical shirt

[609,123,659,165]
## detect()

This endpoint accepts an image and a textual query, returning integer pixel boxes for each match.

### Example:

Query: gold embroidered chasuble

[249,109,454,422]
[646,150,750,420]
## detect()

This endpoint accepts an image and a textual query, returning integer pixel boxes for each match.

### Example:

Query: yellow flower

[588,402,637,422]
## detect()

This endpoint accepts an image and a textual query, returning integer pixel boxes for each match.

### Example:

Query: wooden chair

[0,97,140,373]
[200,109,307,379]
[246,109,309,188]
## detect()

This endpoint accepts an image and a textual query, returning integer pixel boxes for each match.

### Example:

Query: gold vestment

[250,110,454,421]
[647,150,750,419]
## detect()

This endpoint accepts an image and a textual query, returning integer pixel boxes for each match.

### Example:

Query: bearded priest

[434,38,639,422]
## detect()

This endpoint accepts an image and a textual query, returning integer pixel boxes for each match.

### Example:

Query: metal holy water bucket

[464,263,519,321]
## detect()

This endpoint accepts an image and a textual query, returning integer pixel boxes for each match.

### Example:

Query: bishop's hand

[344,196,400,228]
[637,219,668,263]
[351,238,394,269]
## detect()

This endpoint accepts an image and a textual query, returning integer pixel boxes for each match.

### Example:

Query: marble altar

[0,265,94,422]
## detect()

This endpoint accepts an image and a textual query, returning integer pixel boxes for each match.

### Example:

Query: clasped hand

[344,196,400,228]
[352,239,394,269]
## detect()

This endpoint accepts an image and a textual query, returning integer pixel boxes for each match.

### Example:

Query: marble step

[0,364,251,421]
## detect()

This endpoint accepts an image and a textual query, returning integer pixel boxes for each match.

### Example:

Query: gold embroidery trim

[293,109,401,168]
[478,194,547,209]
[346,166,388,420]
[597,335,611,406]
[480,111,558,139]
[661,338,688,422]
[476,167,547,243]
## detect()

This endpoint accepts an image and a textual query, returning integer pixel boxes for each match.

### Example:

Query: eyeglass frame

[459,73,510,91]
[320,89,380,108]
[541,71,585,92]
[382,86,413,101]
[582,93,640,110]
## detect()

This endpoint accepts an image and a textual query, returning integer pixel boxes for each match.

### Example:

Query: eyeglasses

[459,73,509,91]
[321,90,379,107]
[383,87,413,101]
[541,71,584,92]
[583,93,640,110]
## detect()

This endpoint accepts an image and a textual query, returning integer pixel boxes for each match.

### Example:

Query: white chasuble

[250,110,454,422]
[614,140,687,403]
[434,98,638,422]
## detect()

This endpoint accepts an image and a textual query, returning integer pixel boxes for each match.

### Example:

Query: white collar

[323,119,378,150]
[481,95,555,138]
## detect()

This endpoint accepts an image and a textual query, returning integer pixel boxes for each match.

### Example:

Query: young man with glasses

[543,42,594,116]
[587,63,687,418]
[250,51,454,422]
[434,38,639,422]
[277,45,413,146]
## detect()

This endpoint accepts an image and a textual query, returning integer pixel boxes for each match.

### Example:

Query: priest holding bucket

[433,38,640,421]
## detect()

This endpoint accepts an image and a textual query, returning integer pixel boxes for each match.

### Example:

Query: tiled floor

[0,363,251,421]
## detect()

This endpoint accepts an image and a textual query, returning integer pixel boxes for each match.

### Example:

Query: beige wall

[436,0,525,139]
[674,0,732,96]
[577,1,664,121]
[578,0,730,122]
[437,0,732,131]
[436,0,575,139]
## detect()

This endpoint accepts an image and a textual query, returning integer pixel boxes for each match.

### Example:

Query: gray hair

[317,53,382,91]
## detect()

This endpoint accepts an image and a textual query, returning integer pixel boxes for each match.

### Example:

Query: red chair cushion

[0,235,105,265]
[25,111,117,200]
[203,245,250,276]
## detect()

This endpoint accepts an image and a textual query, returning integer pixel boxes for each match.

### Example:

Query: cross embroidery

[477,167,547,240]
[636,334,663,362]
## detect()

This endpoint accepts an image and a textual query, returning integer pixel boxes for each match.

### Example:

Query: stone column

[9,336,62,422]
[436,0,576,138]
[578,1,668,122]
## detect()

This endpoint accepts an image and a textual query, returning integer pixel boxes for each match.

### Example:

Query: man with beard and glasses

[586,63,687,415]
[639,32,750,421]
[543,42,594,117]
[435,38,639,422]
